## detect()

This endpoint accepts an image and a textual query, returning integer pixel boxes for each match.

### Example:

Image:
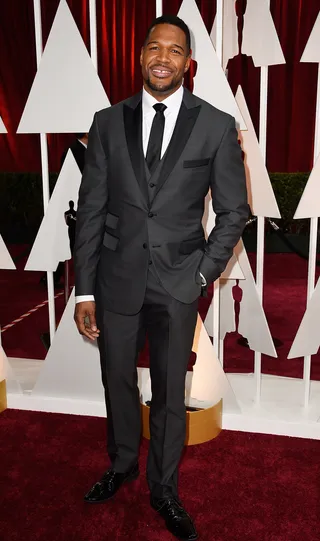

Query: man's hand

[74,301,100,341]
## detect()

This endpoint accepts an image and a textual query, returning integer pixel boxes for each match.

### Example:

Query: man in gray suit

[74,14,248,541]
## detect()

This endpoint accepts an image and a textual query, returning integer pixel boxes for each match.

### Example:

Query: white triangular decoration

[25,151,81,271]
[294,153,320,219]
[236,86,281,218]
[17,0,110,133]
[288,276,320,359]
[178,0,246,129]
[32,289,103,401]
[242,0,285,67]
[210,0,239,70]
[0,236,15,270]
[301,11,320,62]
[0,116,7,133]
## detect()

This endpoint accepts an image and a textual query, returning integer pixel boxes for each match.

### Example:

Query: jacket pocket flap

[183,158,210,168]
[105,212,119,230]
[103,232,119,251]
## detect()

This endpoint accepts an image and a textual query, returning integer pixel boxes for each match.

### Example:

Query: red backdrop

[0,0,319,172]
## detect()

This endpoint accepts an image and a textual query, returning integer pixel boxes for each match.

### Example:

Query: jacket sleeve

[74,113,108,296]
[199,116,249,284]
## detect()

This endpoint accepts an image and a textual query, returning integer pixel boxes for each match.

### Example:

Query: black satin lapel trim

[123,102,149,205]
[153,103,201,198]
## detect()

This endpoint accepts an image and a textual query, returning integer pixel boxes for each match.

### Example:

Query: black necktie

[146,103,167,173]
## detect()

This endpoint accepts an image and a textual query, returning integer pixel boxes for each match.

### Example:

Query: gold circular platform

[0,380,7,413]
[141,399,222,446]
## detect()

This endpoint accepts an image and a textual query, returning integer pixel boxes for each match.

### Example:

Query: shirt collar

[142,85,184,115]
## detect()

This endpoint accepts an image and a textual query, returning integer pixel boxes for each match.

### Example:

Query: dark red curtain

[0,0,319,172]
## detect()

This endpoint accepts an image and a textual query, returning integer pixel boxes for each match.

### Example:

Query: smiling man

[74,15,248,541]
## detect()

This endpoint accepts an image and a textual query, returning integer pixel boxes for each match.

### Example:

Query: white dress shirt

[75,85,205,304]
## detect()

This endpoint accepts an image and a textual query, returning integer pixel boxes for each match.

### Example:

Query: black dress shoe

[84,463,139,503]
[151,497,198,540]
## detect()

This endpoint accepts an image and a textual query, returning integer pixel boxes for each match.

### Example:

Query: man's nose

[156,48,170,63]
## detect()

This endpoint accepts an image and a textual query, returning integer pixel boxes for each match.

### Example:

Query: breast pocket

[183,158,210,169]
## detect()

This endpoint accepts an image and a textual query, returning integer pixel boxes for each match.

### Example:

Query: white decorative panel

[178,0,246,129]
[301,11,320,63]
[0,236,15,270]
[32,289,103,401]
[17,0,110,133]
[25,151,81,271]
[236,86,281,218]
[242,0,285,67]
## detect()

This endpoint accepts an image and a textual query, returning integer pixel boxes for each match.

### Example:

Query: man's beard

[145,76,177,94]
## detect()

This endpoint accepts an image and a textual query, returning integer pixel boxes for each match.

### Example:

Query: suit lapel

[123,94,149,205]
[153,89,201,199]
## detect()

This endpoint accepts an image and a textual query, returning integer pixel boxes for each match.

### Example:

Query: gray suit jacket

[74,88,249,315]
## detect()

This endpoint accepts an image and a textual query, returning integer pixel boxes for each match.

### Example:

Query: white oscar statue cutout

[211,0,239,70]
[242,0,285,67]
[17,0,110,133]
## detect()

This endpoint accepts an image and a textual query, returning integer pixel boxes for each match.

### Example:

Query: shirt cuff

[199,272,207,287]
[75,295,95,303]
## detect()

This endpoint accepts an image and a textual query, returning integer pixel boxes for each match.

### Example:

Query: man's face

[140,23,191,97]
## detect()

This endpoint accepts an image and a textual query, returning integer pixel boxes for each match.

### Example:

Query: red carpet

[0,409,319,541]
[1,248,320,379]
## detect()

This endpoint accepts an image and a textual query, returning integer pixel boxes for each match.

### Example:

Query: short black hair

[144,15,191,53]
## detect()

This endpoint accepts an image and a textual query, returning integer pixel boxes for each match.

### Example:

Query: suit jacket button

[143,243,147,249]
[148,212,154,218]
[149,260,152,265]
[149,183,155,188]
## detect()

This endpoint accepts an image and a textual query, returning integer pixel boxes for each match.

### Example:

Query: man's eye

[150,46,158,51]
[172,49,181,55]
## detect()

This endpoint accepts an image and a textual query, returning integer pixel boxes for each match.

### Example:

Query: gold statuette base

[0,380,7,413]
[141,400,222,446]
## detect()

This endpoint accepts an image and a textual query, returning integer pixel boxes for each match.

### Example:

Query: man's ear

[184,51,192,73]
[140,47,144,66]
